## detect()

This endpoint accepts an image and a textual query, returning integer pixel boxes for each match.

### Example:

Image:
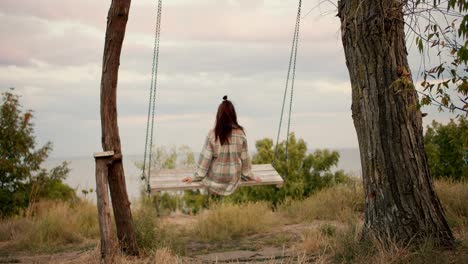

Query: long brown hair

[215,95,244,145]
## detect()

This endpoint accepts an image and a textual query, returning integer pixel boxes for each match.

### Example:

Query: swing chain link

[274,0,302,177]
[143,0,163,195]
[143,0,300,187]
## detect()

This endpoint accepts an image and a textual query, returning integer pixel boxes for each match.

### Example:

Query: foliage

[182,190,208,215]
[406,0,467,113]
[0,91,75,217]
[424,117,467,180]
[228,133,351,205]
[138,145,195,177]
[144,191,190,216]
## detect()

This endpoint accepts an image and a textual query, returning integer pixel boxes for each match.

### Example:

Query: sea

[44,148,362,203]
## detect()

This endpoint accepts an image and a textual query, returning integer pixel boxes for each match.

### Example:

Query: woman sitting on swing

[182,96,261,196]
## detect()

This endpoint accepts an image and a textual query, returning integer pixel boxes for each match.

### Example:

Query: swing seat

[150,164,283,192]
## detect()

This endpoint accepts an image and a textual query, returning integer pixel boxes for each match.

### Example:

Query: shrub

[0,91,76,217]
[424,117,467,180]
[229,134,353,206]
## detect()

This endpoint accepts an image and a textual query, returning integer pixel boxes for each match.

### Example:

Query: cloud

[0,0,453,158]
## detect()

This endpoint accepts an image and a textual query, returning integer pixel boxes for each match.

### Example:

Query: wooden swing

[142,0,302,193]
[150,164,283,192]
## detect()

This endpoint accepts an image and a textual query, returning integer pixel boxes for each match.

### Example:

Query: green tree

[407,0,467,113]
[0,91,75,217]
[424,117,467,180]
[228,133,349,205]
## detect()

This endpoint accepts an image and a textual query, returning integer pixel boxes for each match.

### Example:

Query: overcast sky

[0,0,455,158]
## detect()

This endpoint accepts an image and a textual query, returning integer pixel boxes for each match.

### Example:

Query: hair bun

[223,95,228,101]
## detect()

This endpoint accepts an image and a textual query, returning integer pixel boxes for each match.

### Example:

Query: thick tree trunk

[337,0,454,246]
[99,0,138,255]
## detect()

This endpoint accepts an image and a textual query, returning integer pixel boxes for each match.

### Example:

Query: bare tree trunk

[100,0,138,255]
[337,0,454,246]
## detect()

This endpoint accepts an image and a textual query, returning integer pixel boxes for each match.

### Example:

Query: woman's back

[182,95,258,195]
[193,128,252,195]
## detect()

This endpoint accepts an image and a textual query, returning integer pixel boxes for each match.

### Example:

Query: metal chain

[274,0,302,172]
[286,0,301,162]
[143,0,163,195]
[274,12,298,162]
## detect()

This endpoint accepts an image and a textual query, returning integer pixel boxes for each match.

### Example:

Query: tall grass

[132,196,186,255]
[327,221,467,264]
[194,202,277,241]
[294,179,468,263]
[0,179,466,263]
[280,182,364,223]
[434,180,468,230]
[0,200,99,252]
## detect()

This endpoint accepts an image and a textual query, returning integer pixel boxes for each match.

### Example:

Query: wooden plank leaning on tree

[93,151,115,264]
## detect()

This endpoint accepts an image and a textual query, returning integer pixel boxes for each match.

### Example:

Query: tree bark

[337,0,454,246]
[99,0,138,255]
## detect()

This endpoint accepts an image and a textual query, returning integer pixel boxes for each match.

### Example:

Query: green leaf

[418,38,424,52]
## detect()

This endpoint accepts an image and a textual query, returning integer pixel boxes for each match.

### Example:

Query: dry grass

[0,200,99,252]
[300,228,330,253]
[0,218,33,242]
[1,179,466,263]
[333,225,467,264]
[194,202,277,241]
[434,179,468,238]
[109,248,180,264]
[292,180,468,263]
[280,182,364,223]
[132,197,186,255]
[67,246,181,264]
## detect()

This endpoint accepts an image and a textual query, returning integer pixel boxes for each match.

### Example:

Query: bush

[424,117,467,180]
[229,134,353,206]
[0,91,76,217]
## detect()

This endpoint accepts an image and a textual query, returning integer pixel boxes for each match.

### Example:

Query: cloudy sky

[0,0,454,158]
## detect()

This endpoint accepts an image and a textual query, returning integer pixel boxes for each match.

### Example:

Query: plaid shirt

[193,129,253,195]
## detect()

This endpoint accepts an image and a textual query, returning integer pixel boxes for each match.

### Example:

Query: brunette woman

[182,95,261,195]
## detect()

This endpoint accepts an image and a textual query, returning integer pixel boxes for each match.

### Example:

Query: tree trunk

[337,0,454,246]
[99,0,138,255]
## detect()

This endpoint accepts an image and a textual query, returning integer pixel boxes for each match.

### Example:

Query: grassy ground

[0,179,466,263]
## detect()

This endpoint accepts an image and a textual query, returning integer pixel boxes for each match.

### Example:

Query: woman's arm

[192,132,214,182]
[241,136,261,182]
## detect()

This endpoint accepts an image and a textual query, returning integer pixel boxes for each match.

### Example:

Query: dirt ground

[0,214,338,263]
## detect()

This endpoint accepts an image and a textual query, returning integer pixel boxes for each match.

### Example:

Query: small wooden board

[150,164,283,192]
